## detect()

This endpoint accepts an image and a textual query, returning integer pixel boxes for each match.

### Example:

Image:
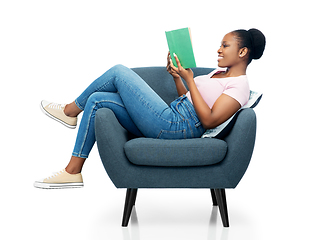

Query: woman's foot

[34,169,84,189]
[40,100,78,129]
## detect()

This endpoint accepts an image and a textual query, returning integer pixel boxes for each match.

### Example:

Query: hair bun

[248,28,266,60]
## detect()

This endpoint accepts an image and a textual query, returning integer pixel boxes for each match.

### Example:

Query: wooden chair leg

[210,189,218,206]
[215,189,229,227]
[122,188,138,227]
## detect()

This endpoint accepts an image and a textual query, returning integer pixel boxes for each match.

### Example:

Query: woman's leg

[51,65,150,175]
[70,64,202,161]
[70,64,173,137]
[64,102,82,117]
[49,91,142,176]
[82,64,172,137]
[63,102,85,174]
[72,92,143,160]
[65,156,86,174]
[63,65,171,174]
[35,64,203,187]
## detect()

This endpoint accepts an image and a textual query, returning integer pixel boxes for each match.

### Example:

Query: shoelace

[48,103,66,110]
[45,170,64,180]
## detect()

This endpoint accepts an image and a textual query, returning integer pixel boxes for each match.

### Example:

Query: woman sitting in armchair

[34,28,266,189]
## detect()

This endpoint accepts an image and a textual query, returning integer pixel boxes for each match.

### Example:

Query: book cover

[165,27,196,69]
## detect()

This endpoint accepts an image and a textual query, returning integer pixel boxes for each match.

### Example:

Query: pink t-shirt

[185,68,250,108]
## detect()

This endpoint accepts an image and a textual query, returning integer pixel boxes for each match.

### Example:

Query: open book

[165,27,196,69]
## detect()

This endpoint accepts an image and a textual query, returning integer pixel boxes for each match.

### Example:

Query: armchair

[95,67,257,227]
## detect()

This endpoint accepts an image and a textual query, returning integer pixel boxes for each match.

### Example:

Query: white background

[1,0,324,239]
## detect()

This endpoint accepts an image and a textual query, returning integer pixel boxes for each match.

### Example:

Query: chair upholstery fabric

[95,67,256,189]
[124,138,228,167]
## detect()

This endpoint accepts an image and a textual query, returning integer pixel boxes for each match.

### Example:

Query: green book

[165,27,196,69]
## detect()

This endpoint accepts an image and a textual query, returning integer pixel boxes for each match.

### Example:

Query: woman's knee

[110,64,128,73]
[87,92,103,104]
[86,92,124,110]
[83,92,106,113]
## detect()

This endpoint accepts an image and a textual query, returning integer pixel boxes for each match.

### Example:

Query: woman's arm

[170,54,241,129]
[166,52,188,96]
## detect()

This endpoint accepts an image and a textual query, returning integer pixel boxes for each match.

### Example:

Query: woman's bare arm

[170,54,241,129]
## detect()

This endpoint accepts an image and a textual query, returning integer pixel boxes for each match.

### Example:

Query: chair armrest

[95,108,134,186]
[220,108,257,187]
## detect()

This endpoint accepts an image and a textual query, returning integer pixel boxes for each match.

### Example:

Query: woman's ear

[239,47,248,58]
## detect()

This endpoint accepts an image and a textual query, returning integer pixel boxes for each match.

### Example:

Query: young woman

[34,28,266,189]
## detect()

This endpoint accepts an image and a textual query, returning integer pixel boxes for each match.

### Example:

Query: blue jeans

[72,64,205,158]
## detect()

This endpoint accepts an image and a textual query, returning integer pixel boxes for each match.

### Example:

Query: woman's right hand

[166,52,180,79]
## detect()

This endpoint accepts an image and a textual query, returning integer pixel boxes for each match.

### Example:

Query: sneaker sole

[40,102,76,129]
[34,181,84,189]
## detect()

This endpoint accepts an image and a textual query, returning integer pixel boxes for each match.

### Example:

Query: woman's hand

[166,52,180,79]
[166,52,188,96]
[168,53,194,83]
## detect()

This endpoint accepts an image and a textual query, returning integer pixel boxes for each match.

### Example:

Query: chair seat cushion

[124,138,227,167]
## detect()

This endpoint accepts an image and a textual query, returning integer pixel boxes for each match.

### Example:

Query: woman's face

[217,32,242,68]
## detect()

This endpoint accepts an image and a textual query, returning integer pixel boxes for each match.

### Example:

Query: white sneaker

[40,100,77,129]
[34,169,84,189]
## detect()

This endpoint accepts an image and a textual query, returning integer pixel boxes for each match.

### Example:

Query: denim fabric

[72,64,205,158]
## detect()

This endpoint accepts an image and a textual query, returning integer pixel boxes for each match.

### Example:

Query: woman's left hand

[169,53,194,83]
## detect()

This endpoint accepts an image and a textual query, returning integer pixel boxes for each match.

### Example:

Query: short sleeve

[223,77,250,107]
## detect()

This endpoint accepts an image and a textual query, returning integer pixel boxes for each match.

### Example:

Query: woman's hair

[232,28,266,64]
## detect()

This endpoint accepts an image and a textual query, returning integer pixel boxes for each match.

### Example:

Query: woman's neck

[224,62,247,77]
[224,68,246,77]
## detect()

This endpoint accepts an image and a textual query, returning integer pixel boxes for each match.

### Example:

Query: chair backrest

[131,67,214,104]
